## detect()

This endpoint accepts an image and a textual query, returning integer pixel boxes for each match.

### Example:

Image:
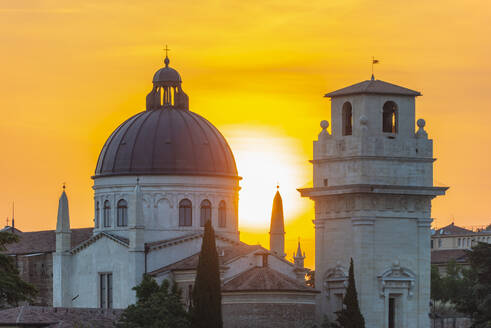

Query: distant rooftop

[431,249,469,265]
[3,228,93,255]
[432,222,491,236]
[0,306,122,327]
[324,78,421,98]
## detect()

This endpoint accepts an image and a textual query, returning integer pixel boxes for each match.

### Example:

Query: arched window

[95,201,100,228]
[179,199,192,226]
[200,200,212,227]
[103,200,111,227]
[218,201,226,228]
[117,199,128,227]
[342,102,353,136]
[382,101,398,133]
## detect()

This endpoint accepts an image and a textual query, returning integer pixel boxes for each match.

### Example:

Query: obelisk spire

[56,185,71,252]
[269,185,286,258]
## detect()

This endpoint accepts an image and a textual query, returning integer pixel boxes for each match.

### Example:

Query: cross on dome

[163,44,170,67]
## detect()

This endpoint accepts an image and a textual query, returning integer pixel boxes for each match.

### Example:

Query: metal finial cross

[163,44,170,58]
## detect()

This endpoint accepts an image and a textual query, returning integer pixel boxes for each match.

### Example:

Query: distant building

[430,222,491,274]
[431,222,491,250]
[2,228,92,306]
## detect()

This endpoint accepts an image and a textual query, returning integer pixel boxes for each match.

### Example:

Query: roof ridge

[325,79,421,98]
[70,231,128,255]
[222,244,263,265]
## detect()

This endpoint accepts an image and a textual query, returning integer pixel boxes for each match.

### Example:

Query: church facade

[51,56,316,327]
[299,77,447,328]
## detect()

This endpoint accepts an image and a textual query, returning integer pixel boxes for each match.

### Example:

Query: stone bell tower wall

[300,79,447,328]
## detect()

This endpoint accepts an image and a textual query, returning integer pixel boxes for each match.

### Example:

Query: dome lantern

[146,53,189,110]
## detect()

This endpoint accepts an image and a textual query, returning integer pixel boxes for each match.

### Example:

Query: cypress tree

[191,220,222,328]
[336,258,365,328]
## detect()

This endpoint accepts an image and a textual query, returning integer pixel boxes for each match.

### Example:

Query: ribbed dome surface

[152,67,182,83]
[95,109,238,178]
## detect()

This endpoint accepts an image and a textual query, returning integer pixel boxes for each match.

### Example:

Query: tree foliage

[191,220,222,328]
[0,231,37,308]
[335,258,365,328]
[455,242,491,328]
[431,260,470,304]
[431,243,491,327]
[116,275,190,328]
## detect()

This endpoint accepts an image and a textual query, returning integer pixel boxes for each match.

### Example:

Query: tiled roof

[431,249,469,265]
[324,79,421,98]
[433,223,473,236]
[0,306,122,327]
[222,266,317,293]
[149,244,263,275]
[3,228,93,255]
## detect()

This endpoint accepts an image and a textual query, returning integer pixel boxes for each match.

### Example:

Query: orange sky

[1,0,490,268]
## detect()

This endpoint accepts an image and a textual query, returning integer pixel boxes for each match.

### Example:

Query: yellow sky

[1,0,490,268]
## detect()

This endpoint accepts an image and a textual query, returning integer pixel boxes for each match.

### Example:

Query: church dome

[94,56,238,179]
[94,109,238,178]
[152,56,181,84]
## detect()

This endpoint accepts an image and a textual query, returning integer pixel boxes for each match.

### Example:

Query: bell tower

[299,77,447,328]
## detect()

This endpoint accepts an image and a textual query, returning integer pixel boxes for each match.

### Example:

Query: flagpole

[372,56,374,77]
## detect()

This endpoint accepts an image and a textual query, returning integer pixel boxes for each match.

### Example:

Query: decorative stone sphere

[320,120,329,129]
[359,115,368,126]
[417,119,426,128]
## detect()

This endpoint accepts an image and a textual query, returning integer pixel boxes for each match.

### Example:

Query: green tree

[0,231,37,308]
[117,275,190,328]
[431,265,445,301]
[335,258,365,328]
[431,260,473,306]
[191,220,222,328]
[456,242,491,328]
[442,260,468,303]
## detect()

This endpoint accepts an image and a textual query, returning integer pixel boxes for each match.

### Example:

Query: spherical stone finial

[417,118,426,128]
[359,115,368,126]
[320,120,329,129]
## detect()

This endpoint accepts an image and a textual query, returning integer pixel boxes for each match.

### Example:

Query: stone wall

[222,303,315,328]
[14,253,53,306]
[430,317,472,328]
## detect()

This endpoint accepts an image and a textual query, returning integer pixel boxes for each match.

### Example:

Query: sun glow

[223,126,312,232]
[0,0,490,270]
